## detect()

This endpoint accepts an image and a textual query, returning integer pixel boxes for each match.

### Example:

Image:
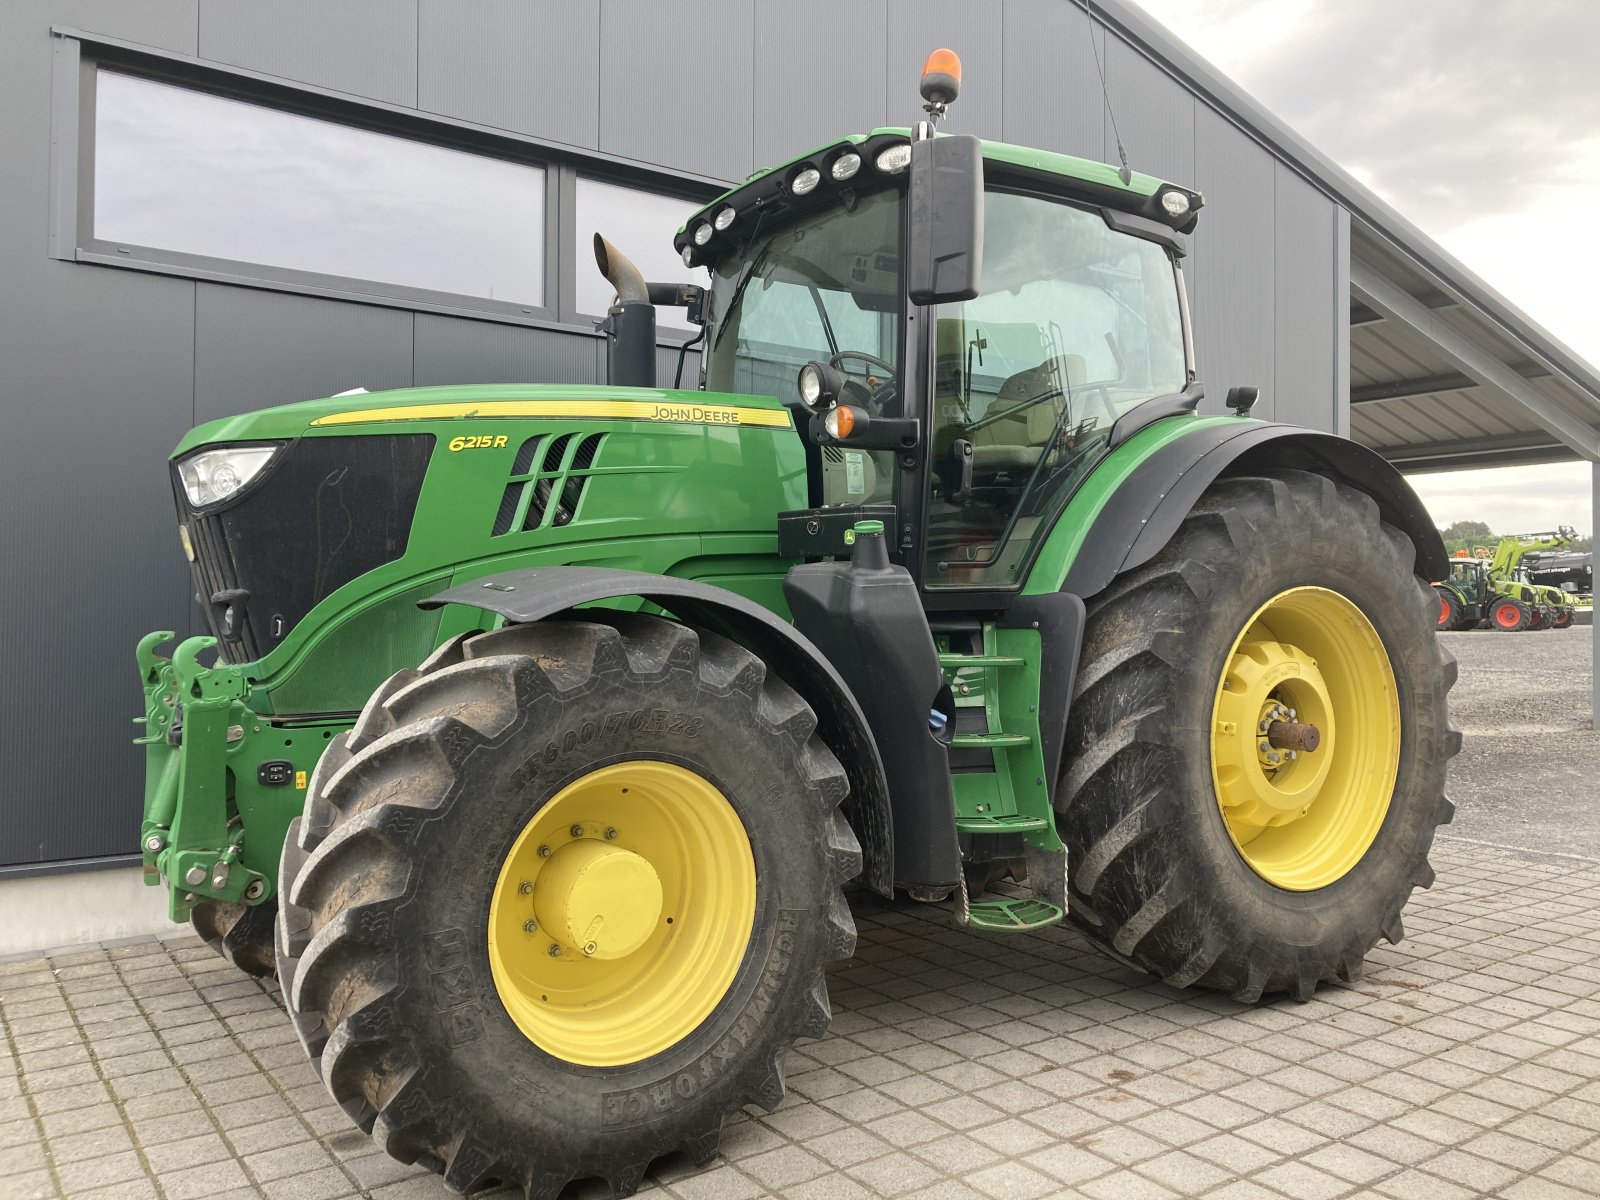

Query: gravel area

[1441,627,1599,859]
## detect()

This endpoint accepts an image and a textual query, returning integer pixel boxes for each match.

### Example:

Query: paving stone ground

[3,836,1599,1200]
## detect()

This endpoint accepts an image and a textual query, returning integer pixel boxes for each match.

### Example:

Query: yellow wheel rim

[1209,586,1401,891]
[487,761,756,1067]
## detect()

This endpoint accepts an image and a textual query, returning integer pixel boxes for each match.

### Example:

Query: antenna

[1081,0,1133,185]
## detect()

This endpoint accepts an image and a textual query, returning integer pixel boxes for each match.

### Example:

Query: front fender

[423,567,894,896]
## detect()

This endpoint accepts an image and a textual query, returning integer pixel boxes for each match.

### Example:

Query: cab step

[954,813,1051,834]
[950,732,1032,748]
[938,653,1025,669]
[960,894,1065,932]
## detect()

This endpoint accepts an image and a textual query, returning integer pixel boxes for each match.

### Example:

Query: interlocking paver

[5,839,1600,1199]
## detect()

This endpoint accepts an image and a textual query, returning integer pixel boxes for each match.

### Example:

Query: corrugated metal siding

[1190,105,1276,418]
[417,1,601,148]
[1101,33,1194,188]
[886,0,1005,141]
[999,0,1104,159]
[193,287,415,424]
[197,0,418,106]
[598,0,754,183]
[754,1,887,163]
[1273,163,1338,431]
[413,316,600,388]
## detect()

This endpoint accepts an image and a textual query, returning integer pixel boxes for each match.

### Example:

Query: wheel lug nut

[1267,752,1280,764]
[1286,751,1297,761]
[523,919,537,934]
[537,845,551,858]
[1259,741,1271,753]
[518,880,532,895]
[570,824,584,838]
[604,827,618,840]
[547,944,562,957]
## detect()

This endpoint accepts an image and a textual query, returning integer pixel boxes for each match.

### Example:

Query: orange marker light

[824,405,858,439]
[920,48,962,107]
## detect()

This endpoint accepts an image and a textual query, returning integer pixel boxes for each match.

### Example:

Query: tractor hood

[172,383,794,458]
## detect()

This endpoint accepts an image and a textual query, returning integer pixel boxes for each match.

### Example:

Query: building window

[92,70,547,306]
[573,177,700,331]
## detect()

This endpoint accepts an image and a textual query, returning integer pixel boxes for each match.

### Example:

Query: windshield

[925,189,1187,590]
[704,189,903,505]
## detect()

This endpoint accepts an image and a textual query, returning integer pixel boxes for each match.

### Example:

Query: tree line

[1438,520,1594,559]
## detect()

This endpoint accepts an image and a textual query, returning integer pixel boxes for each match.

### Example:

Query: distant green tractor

[136,53,1456,1198]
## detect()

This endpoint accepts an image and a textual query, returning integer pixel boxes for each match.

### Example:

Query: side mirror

[907,134,984,305]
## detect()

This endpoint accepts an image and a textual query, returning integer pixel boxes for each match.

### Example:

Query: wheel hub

[486,761,756,1067]
[534,839,662,959]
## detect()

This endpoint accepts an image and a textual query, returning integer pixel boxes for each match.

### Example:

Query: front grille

[176,434,434,663]
[490,433,606,537]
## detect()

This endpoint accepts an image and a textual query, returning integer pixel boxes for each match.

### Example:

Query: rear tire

[274,614,859,1198]
[1432,585,1461,632]
[1554,607,1574,629]
[1058,471,1457,1001]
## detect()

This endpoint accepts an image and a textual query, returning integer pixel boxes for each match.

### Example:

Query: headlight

[177,445,279,508]
[692,222,714,246]
[875,144,911,174]
[713,207,737,231]
[1160,189,1191,217]
[790,167,821,196]
[831,153,862,182]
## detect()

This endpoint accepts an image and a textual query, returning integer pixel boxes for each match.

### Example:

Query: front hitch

[136,633,267,919]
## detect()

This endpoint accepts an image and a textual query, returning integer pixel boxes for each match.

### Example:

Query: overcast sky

[1130,0,1598,537]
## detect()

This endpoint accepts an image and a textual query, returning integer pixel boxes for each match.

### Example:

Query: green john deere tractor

[135,54,1457,1199]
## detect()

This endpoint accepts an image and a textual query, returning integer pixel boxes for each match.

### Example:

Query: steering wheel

[829,350,898,414]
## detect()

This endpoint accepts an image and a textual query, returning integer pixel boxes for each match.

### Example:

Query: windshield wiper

[711,240,774,354]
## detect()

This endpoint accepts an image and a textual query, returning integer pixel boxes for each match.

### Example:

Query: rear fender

[1052,422,1449,600]
[423,568,894,896]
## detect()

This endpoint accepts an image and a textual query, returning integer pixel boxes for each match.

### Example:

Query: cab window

[924,189,1186,590]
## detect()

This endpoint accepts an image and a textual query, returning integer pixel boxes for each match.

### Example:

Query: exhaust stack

[593,234,655,389]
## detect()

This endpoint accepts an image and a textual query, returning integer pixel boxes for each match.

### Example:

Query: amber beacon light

[919,48,962,108]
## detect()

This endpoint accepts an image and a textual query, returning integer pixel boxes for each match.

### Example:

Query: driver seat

[970,354,1087,473]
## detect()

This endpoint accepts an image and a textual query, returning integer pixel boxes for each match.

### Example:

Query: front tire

[190,899,277,978]
[1059,471,1457,1001]
[274,614,859,1197]
[1492,597,1531,631]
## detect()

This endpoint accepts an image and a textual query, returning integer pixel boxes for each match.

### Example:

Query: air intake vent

[490,433,606,536]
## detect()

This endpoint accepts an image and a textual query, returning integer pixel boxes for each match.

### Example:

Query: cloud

[1132,0,1600,231]
[1406,462,1592,537]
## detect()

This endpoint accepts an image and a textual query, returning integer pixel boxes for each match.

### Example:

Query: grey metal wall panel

[1190,106,1275,418]
[599,1,753,183]
[197,0,418,106]
[1273,163,1338,432]
[193,286,415,424]
[753,0,887,166]
[413,317,600,388]
[1102,33,1193,187]
[886,0,1004,141]
[1000,0,1103,159]
[418,1,600,148]
[0,269,196,866]
[46,0,198,53]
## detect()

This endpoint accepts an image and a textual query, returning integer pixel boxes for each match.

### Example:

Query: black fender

[1062,422,1449,600]
[422,567,894,896]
